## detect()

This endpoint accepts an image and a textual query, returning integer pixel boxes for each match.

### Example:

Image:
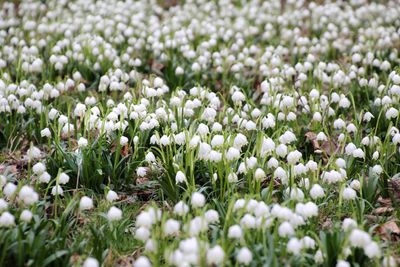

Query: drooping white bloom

[83,257,99,267]
[106,190,119,202]
[237,247,252,265]
[191,192,205,208]
[206,245,224,266]
[175,171,186,184]
[79,196,94,210]
[0,211,15,227]
[107,206,122,221]
[20,210,33,223]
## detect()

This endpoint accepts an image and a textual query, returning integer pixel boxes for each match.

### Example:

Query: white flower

[20,210,33,223]
[83,257,99,267]
[3,183,17,198]
[0,199,7,211]
[191,192,205,208]
[204,209,219,223]
[134,256,152,267]
[145,152,156,162]
[164,219,180,235]
[135,227,151,242]
[295,202,318,219]
[254,168,266,181]
[342,218,357,231]
[120,136,129,146]
[40,128,51,137]
[206,245,224,266]
[278,221,294,237]
[79,196,94,210]
[19,186,39,205]
[228,224,243,239]
[364,241,380,258]
[349,229,371,248]
[175,171,186,184]
[226,147,240,161]
[51,185,63,196]
[107,206,122,221]
[106,190,119,202]
[343,187,357,200]
[237,247,252,265]
[287,237,302,255]
[32,162,46,175]
[0,211,15,227]
[58,172,70,184]
[336,260,350,267]
[27,146,41,160]
[211,135,224,148]
[174,201,189,216]
[137,167,147,177]
[78,137,88,148]
[39,172,51,183]
[386,107,398,119]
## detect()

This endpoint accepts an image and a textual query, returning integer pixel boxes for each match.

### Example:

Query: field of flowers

[1,0,400,266]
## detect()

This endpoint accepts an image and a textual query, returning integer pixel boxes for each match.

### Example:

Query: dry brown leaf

[376,221,400,241]
[372,207,394,215]
[305,132,339,160]
[378,196,393,207]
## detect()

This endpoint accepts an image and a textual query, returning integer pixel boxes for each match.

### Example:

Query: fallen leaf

[372,207,394,215]
[376,221,400,241]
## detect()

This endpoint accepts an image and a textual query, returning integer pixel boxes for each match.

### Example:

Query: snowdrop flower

[174,201,189,216]
[83,257,99,267]
[58,172,70,184]
[79,196,94,210]
[134,256,151,267]
[204,209,219,223]
[145,152,156,162]
[206,245,224,266]
[19,186,39,205]
[0,199,7,211]
[343,187,357,200]
[40,128,51,137]
[32,162,46,175]
[51,185,63,196]
[27,146,41,160]
[3,183,17,198]
[78,137,88,148]
[137,167,147,177]
[228,224,243,239]
[352,148,365,159]
[191,192,205,208]
[350,180,361,191]
[342,218,358,231]
[120,136,129,146]
[106,190,119,202]
[164,219,180,235]
[364,242,380,258]
[107,206,122,221]
[336,260,350,267]
[20,209,33,223]
[278,221,294,237]
[135,227,151,242]
[0,211,15,227]
[237,247,252,265]
[287,237,302,255]
[175,171,186,184]
[254,168,266,181]
[226,147,240,161]
[349,229,371,248]
[386,107,398,119]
